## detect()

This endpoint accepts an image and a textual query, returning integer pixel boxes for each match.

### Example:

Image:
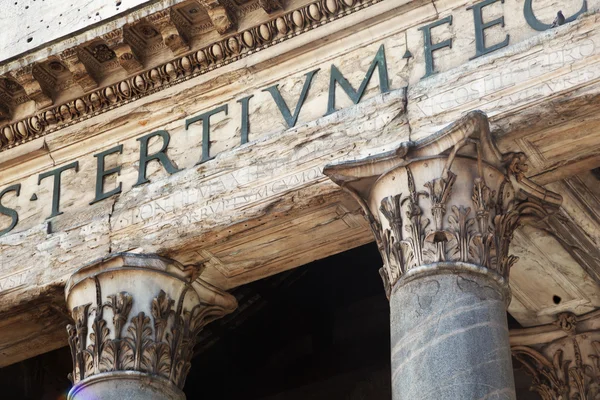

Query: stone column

[323,111,562,400]
[512,310,600,399]
[64,253,237,400]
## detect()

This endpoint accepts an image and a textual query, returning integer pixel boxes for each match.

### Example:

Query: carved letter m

[325,44,390,116]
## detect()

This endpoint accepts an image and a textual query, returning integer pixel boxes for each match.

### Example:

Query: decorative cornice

[0,0,381,153]
[323,111,562,298]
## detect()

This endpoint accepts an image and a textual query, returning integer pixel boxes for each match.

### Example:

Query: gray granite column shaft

[390,269,515,400]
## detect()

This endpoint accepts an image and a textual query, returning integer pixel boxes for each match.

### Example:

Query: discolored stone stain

[457,275,502,301]
[416,279,440,311]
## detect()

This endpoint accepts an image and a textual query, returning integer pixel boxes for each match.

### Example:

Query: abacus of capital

[324,110,563,399]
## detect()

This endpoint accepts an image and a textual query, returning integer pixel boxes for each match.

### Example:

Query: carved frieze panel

[8,65,52,109]
[124,21,169,64]
[102,28,144,75]
[0,103,10,122]
[0,0,375,150]
[0,77,28,106]
[199,0,237,34]
[77,40,123,84]
[59,48,99,93]
[258,0,283,14]
[32,58,78,102]
[0,77,28,121]
[147,9,191,56]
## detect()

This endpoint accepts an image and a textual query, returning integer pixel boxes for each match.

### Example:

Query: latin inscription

[413,38,598,117]
[0,0,589,238]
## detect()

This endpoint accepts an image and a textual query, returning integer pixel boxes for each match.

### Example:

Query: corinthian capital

[511,310,600,399]
[65,253,237,399]
[324,111,562,298]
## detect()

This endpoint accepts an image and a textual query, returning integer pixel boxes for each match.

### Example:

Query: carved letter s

[0,184,21,237]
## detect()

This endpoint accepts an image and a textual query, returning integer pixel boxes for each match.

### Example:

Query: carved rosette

[65,253,237,399]
[512,311,600,399]
[324,111,562,298]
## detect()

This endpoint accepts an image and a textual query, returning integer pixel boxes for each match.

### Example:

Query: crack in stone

[44,139,56,166]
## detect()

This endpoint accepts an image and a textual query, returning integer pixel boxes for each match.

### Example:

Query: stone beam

[511,310,600,399]
[407,14,600,181]
[0,1,600,369]
[0,88,403,367]
[544,174,600,284]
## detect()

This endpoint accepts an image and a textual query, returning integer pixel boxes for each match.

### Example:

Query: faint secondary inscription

[0,268,34,295]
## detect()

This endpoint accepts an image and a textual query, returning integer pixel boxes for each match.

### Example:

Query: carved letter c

[524,0,587,31]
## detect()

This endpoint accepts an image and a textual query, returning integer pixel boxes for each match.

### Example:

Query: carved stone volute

[323,111,562,299]
[65,253,237,399]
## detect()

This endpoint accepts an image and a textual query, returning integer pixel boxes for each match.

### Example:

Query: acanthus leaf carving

[152,290,174,342]
[447,205,476,263]
[67,279,232,389]
[66,303,90,384]
[379,194,405,288]
[424,170,456,262]
[109,291,133,339]
[399,166,432,269]
[87,315,110,374]
[122,312,153,371]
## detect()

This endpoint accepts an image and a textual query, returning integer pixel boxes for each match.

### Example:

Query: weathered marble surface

[390,271,515,400]
[69,374,185,400]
